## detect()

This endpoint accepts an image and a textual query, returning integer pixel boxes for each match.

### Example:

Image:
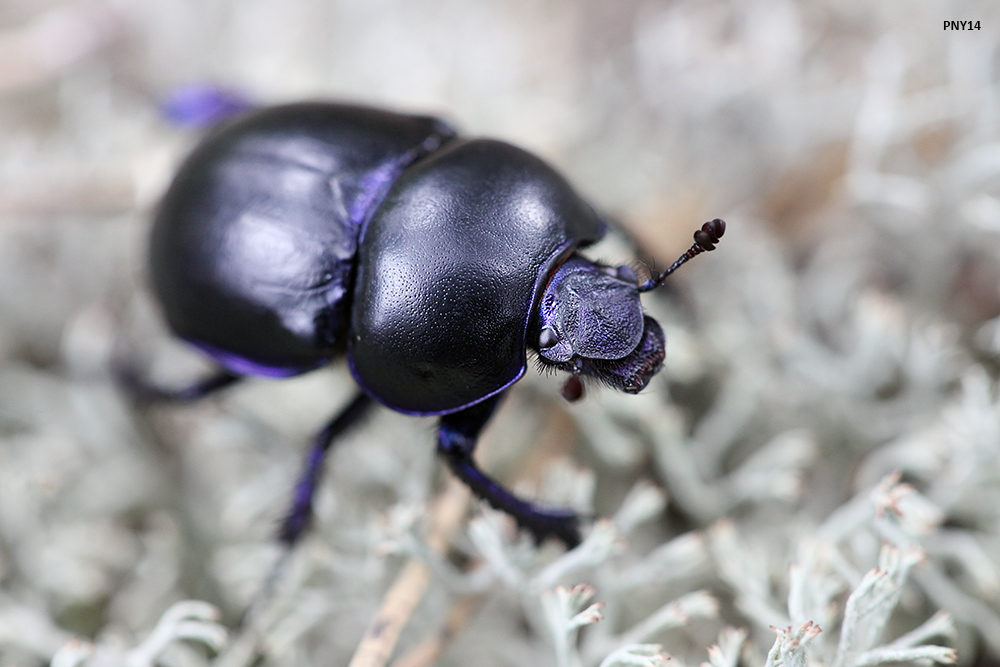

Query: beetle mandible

[145,102,725,548]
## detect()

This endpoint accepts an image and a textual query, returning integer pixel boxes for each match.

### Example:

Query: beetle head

[531,218,725,401]
[533,255,665,397]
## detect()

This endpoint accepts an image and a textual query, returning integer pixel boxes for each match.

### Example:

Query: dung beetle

[144,101,724,548]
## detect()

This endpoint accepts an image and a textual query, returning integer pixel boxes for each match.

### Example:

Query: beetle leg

[240,391,373,629]
[117,366,243,403]
[437,395,582,548]
[279,391,373,546]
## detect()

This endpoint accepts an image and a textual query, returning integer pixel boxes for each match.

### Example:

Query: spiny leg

[279,391,373,546]
[437,393,582,548]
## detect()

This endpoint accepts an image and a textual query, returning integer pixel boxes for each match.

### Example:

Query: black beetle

[144,102,724,548]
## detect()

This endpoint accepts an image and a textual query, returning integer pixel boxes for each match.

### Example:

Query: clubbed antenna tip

[637,218,726,293]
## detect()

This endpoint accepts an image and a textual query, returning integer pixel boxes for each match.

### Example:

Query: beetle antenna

[637,218,726,293]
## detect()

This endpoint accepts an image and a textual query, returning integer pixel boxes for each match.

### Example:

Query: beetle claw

[517,508,582,549]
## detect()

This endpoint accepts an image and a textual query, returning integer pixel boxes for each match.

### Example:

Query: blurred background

[2,1,1000,666]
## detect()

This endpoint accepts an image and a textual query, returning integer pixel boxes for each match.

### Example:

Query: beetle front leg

[437,395,582,548]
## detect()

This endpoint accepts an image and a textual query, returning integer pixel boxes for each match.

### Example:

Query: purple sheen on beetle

[190,340,325,378]
[346,121,457,228]
[161,85,254,128]
[347,162,407,226]
[535,255,645,363]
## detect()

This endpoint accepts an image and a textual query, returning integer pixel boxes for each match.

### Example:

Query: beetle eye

[538,327,559,349]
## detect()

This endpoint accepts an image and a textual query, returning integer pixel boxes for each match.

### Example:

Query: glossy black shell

[151,102,605,415]
[150,103,455,375]
[349,139,605,415]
